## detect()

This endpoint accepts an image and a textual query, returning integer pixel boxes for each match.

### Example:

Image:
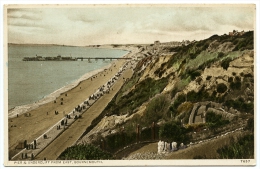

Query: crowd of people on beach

[10,50,140,160]
[56,61,134,130]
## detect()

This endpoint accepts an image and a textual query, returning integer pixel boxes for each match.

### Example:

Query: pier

[23,56,132,61]
[76,57,132,61]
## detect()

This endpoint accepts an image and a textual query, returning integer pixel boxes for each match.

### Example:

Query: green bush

[206,112,229,130]
[224,99,254,114]
[217,52,225,58]
[221,58,232,70]
[190,53,197,59]
[228,77,233,82]
[169,94,187,119]
[59,144,113,160]
[190,70,201,81]
[217,134,254,159]
[230,81,241,90]
[186,87,210,102]
[170,87,178,99]
[159,121,190,144]
[217,83,227,93]
[142,94,170,125]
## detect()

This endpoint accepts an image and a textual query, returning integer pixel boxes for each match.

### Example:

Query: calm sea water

[8,45,127,110]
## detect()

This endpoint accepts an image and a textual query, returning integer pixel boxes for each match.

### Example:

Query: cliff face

[77,31,254,152]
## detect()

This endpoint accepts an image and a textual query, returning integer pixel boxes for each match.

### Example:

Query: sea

[7,44,128,112]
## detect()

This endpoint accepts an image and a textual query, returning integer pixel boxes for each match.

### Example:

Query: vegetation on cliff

[59,144,113,160]
[62,31,254,160]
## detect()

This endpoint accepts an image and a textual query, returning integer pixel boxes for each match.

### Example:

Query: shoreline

[8,64,111,118]
[8,45,139,158]
[8,47,131,119]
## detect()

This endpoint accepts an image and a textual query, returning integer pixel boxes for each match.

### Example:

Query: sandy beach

[8,46,139,159]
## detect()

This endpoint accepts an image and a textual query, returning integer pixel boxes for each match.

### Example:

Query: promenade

[10,58,136,160]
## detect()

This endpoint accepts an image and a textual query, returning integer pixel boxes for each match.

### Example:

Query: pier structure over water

[76,57,132,61]
[23,55,132,61]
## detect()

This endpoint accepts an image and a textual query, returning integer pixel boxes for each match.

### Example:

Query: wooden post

[24,140,27,149]
[34,140,36,149]
[136,124,140,143]
[152,122,155,140]
[21,153,23,159]
[31,153,34,160]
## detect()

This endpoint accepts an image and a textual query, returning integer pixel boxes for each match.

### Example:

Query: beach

[8,46,139,159]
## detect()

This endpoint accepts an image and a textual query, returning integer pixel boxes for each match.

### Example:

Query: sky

[6,4,255,46]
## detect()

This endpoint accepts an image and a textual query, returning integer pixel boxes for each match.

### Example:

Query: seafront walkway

[11,60,136,160]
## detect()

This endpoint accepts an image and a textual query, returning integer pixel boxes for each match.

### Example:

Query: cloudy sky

[7,4,255,46]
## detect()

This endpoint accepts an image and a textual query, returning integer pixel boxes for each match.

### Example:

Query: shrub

[217,52,225,58]
[244,73,253,77]
[190,70,201,81]
[59,144,113,160]
[230,81,241,90]
[193,155,207,159]
[217,83,227,93]
[142,94,170,125]
[224,99,254,114]
[190,53,197,59]
[217,134,254,159]
[206,76,212,80]
[206,112,229,129]
[176,102,193,123]
[174,94,186,108]
[186,87,210,102]
[170,87,178,99]
[235,76,241,82]
[245,117,254,132]
[228,77,233,82]
[221,58,232,70]
[159,121,190,144]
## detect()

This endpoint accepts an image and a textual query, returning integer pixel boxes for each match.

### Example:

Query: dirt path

[34,68,134,160]
[125,130,246,159]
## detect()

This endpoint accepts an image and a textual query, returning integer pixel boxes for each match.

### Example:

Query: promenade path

[34,65,134,160]
[9,47,139,160]
[11,72,117,160]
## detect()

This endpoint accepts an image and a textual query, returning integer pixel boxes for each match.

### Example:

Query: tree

[217,83,227,93]
[143,94,170,125]
[159,121,190,144]
[221,58,232,70]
